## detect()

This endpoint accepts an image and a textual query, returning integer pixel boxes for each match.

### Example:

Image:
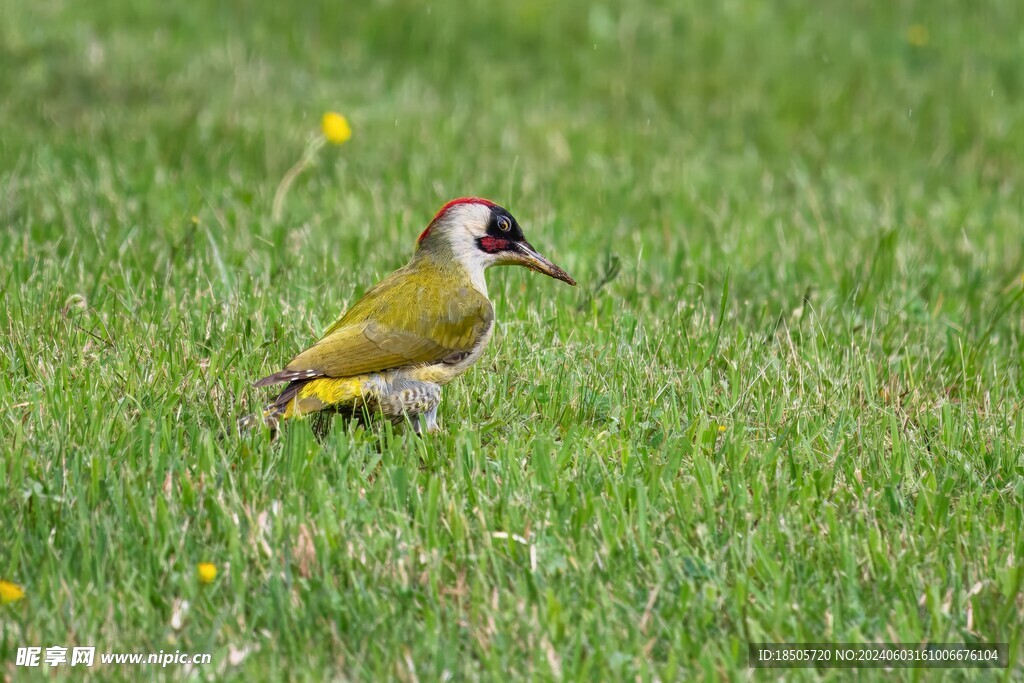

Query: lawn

[1,0,1023,680]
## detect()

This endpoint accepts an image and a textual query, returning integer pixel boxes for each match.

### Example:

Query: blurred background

[4,0,1022,301]
[2,0,1023,678]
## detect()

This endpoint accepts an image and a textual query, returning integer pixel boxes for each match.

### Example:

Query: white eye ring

[498,217,512,232]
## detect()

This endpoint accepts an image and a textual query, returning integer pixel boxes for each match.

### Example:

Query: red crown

[418,197,497,243]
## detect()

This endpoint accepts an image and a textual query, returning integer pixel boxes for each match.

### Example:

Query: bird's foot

[410,414,441,435]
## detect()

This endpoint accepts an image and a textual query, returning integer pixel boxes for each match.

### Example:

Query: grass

[1,0,1023,679]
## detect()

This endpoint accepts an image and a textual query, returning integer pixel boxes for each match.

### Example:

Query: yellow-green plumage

[242,197,574,436]
[286,377,366,417]
[247,249,494,433]
[285,255,493,379]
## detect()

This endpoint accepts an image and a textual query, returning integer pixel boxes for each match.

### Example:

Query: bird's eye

[498,217,512,232]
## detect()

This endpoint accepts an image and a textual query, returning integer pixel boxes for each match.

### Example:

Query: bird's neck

[411,243,489,298]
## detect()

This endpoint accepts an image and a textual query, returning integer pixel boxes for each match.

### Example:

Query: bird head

[416,198,576,286]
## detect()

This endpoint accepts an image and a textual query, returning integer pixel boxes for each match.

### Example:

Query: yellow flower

[906,24,929,47]
[0,579,25,604]
[718,424,727,433]
[321,112,352,145]
[197,563,217,584]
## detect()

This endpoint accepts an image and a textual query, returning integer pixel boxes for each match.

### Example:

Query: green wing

[271,264,493,381]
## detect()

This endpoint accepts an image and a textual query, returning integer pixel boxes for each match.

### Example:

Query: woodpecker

[243,198,576,435]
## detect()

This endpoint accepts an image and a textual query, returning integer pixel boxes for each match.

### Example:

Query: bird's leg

[308,411,335,443]
[413,401,441,435]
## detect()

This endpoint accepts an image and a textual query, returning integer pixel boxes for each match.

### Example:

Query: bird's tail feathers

[237,381,305,436]
[238,376,369,437]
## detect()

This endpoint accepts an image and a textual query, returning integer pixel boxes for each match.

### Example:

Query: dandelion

[906,24,929,47]
[717,424,727,433]
[197,563,217,584]
[321,112,352,145]
[272,110,353,221]
[0,579,25,604]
